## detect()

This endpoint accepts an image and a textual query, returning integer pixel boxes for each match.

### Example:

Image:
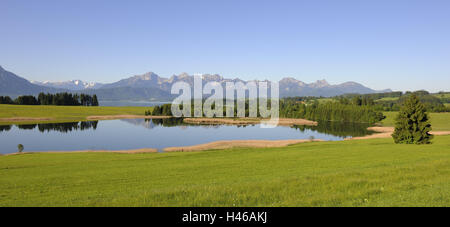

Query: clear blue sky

[1,0,449,92]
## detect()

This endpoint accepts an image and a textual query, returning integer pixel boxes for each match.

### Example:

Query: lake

[0,119,373,154]
[99,100,170,107]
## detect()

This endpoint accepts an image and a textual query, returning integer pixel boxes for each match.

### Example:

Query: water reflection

[292,121,374,138]
[1,119,374,138]
[119,118,373,138]
[120,118,186,129]
[0,125,12,132]
[0,119,376,154]
[1,121,98,133]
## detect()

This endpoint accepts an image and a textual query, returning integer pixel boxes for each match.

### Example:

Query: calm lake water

[0,119,373,154]
[99,100,170,107]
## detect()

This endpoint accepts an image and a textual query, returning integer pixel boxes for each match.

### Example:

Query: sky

[1,0,449,92]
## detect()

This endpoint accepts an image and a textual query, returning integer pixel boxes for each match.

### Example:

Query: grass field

[0,104,151,125]
[375,97,400,102]
[1,136,450,206]
[381,111,450,131]
[433,93,450,99]
[1,105,450,206]
[315,98,335,103]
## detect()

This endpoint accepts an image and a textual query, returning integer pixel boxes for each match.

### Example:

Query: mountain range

[31,80,104,90]
[0,65,61,96]
[0,65,391,101]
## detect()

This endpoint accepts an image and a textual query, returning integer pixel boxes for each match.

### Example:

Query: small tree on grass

[17,144,24,153]
[392,94,433,144]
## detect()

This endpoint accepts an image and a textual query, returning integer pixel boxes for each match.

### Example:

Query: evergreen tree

[152,106,162,115]
[92,95,99,106]
[0,96,14,104]
[392,94,433,144]
[17,144,24,153]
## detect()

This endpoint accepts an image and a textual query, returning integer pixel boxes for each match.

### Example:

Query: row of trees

[0,93,99,106]
[146,98,385,123]
[337,91,450,112]
[145,103,173,116]
[143,95,433,144]
[340,91,403,100]
[279,100,385,123]
[337,96,375,106]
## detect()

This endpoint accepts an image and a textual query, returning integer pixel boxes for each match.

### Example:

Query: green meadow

[1,106,450,206]
[1,136,450,207]
[433,93,450,99]
[0,104,151,125]
[381,111,450,131]
[375,97,400,102]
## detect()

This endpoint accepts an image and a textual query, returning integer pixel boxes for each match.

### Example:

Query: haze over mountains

[31,80,104,90]
[0,65,61,96]
[0,65,391,101]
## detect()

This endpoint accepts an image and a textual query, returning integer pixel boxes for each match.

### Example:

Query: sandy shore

[4,148,158,156]
[344,127,395,140]
[86,115,172,120]
[430,131,450,135]
[183,117,318,126]
[346,127,450,140]
[164,139,323,152]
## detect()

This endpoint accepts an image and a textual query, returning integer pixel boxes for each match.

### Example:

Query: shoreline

[2,115,450,155]
[163,139,324,152]
[0,116,319,126]
[183,117,318,126]
[0,115,172,124]
[86,115,172,120]
[346,127,450,140]
[3,131,450,155]
[3,148,158,156]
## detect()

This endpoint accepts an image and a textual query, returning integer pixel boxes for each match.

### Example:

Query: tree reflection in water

[291,121,374,138]
[0,121,99,133]
[1,119,374,138]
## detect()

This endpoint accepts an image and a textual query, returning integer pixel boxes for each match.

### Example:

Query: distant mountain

[0,65,61,97]
[100,72,164,89]
[279,78,387,97]
[31,80,104,90]
[100,72,389,98]
[0,65,391,101]
[100,72,243,91]
[81,86,174,101]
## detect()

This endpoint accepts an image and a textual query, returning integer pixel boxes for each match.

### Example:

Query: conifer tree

[92,95,99,106]
[392,94,433,144]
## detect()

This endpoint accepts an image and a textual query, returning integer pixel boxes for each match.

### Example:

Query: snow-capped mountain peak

[31,80,103,90]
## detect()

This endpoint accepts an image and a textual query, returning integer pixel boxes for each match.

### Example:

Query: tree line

[0,93,99,106]
[292,121,373,138]
[280,99,385,123]
[145,103,173,116]
[146,98,386,123]
[336,91,450,112]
